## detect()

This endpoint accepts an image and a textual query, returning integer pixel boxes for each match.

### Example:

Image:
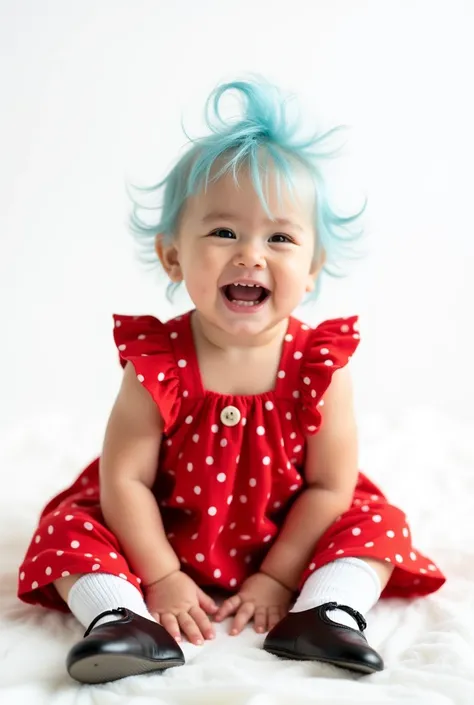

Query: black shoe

[263,602,384,674]
[66,608,185,684]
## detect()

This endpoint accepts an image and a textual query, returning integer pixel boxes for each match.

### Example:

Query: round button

[220,405,241,427]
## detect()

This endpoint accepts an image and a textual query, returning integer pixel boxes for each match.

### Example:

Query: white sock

[290,558,382,630]
[67,573,156,630]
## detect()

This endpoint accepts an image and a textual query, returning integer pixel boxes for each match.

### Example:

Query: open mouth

[221,283,271,307]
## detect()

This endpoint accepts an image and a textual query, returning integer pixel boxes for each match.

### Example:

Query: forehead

[183,166,316,227]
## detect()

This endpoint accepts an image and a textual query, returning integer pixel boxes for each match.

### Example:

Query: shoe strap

[83,607,127,637]
[324,601,367,632]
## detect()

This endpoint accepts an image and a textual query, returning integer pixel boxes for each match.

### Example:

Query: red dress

[17,312,446,612]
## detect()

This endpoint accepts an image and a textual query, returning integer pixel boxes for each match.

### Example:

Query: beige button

[220,405,241,427]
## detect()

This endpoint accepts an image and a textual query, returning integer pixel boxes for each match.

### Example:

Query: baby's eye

[269,233,293,244]
[210,228,236,239]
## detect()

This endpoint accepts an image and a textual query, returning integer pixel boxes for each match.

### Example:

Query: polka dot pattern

[16,312,445,610]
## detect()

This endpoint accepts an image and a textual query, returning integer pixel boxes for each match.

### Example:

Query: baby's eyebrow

[201,212,304,232]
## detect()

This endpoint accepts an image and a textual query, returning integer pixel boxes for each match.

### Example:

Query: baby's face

[161,167,321,339]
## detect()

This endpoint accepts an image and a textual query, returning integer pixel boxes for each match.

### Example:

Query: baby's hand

[145,570,218,645]
[214,572,293,635]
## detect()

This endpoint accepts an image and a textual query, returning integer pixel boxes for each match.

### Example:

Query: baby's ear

[306,248,326,291]
[155,234,183,283]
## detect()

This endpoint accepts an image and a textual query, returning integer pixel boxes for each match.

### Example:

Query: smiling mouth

[221,283,271,307]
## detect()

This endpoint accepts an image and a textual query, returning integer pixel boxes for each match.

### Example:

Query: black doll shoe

[263,602,384,674]
[66,608,185,684]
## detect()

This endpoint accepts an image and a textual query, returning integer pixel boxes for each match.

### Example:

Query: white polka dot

[20,571,25,580]
[395,554,403,563]
[187,462,193,472]
[292,390,300,399]
[307,425,317,432]
[230,522,236,530]
[328,542,335,549]
[245,555,252,564]
[70,540,80,549]
[386,530,395,538]
[336,549,345,555]
[109,552,117,559]
[372,514,382,523]
[219,525,224,534]
[289,432,296,440]
[249,478,257,487]
[34,535,41,544]
[265,401,274,410]
[86,488,94,495]
[309,562,316,570]
[213,569,221,578]
[301,324,309,330]
[84,522,94,531]
[64,514,74,522]
[137,374,145,383]
[208,506,217,516]
[278,370,286,379]
[56,550,64,556]
[185,415,193,424]
[119,573,128,580]
[31,581,39,590]
[170,331,178,339]
[353,333,360,339]
[206,456,214,465]
[43,566,52,576]
[192,434,199,443]
[230,548,237,557]
[61,571,70,578]
[236,455,240,463]
[191,533,198,540]
[240,535,251,540]
[166,439,172,446]
[324,360,334,367]
[183,390,189,397]
[217,473,226,483]
[402,527,409,538]
[361,505,370,512]
[385,557,391,562]
[340,324,350,333]
[420,568,427,574]
[303,376,311,385]
[294,351,303,360]
[370,495,379,500]
[178,359,187,368]
[211,424,218,433]
[273,501,281,509]
[263,535,272,543]
[115,320,121,327]
[53,511,60,516]
[410,552,417,560]
[352,527,362,536]
[293,445,302,453]
[194,486,201,495]
[262,456,271,465]
[364,541,374,547]
[428,564,437,572]
[320,348,329,355]
[47,525,54,535]
[256,425,265,436]
[286,412,292,420]
[285,334,293,342]
[196,553,205,562]
[287,461,291,469]
[176,496,184,503]
[227,496,233,505]
[240,495,247,503]
[230,578,237,587]
[220,438,228,447]
[290,484,299,491]
[157,372,165,382]
[92,564,101,571]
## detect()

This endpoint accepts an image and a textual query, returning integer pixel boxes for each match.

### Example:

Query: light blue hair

[128,77,367,303]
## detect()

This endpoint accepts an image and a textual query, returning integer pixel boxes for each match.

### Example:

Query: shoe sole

[264,646,380,674]
[68,654,185,684]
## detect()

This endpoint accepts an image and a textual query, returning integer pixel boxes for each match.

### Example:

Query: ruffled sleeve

[112,314,181,433]
[297,316,360,435]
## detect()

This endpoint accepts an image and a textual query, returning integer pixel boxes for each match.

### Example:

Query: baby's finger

[230,602,255,635]
[177,611,205,645]
[214,594,242,622]
[196,587,218,615]
[160,612,181,642]
[267,605,284,632]
[190,605,215,640]
[253,606,267,634]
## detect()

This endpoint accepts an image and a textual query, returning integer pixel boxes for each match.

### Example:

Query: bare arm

[260,367,359,590]
[99,362,180,586]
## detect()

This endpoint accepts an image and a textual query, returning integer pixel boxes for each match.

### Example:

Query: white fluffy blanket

[1,409,473,704]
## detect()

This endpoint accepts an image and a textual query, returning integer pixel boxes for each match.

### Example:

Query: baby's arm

[260,367,359,590]
[99,362,180,587]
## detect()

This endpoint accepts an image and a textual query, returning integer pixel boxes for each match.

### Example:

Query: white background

[1,0,473,438]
